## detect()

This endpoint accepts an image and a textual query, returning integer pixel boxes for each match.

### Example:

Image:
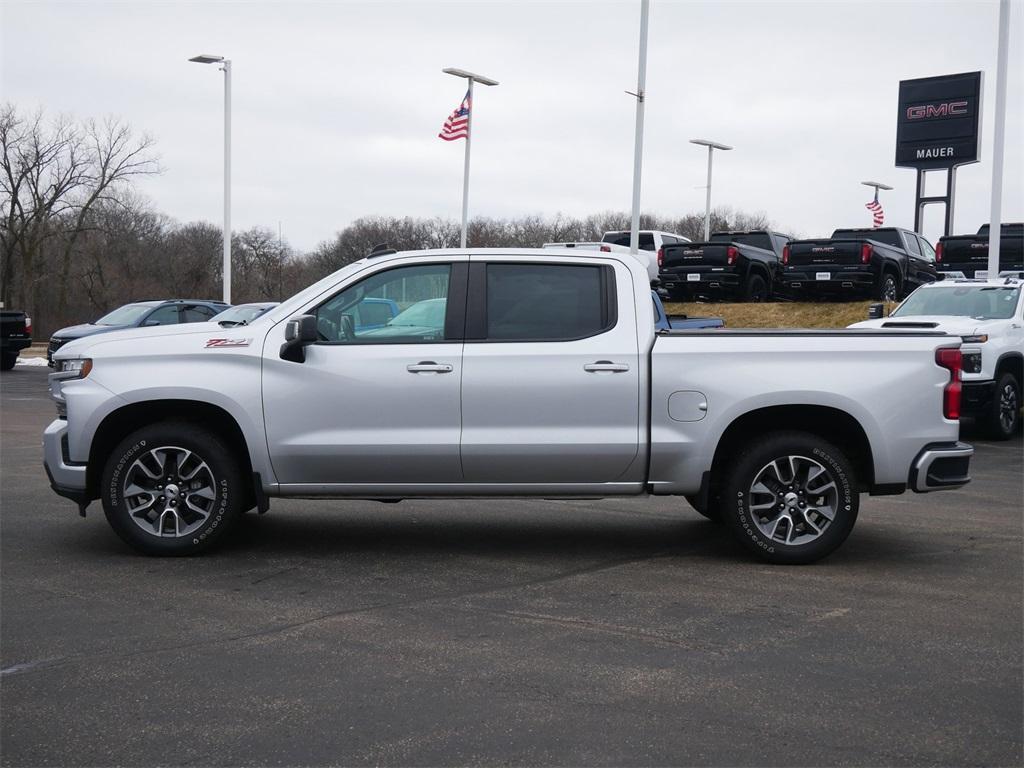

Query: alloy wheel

[122,446,218,537]
[748,455,838,546]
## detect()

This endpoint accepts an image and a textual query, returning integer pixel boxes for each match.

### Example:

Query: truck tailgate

[786,240,864,266]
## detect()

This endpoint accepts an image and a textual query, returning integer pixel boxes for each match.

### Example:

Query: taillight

[935,347,962,420]
[726,246,738,266]
[24,316,32,335]
[657,247,664,268]
[935,242,943,262]
[861,243,873,264]
[599,245,611,252]
[782,245,790,265]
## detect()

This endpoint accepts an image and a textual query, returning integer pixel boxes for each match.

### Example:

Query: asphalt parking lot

[1,365,1021,767]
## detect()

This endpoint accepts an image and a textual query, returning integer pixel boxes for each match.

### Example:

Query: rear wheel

[0,353,17,371]
[101,422,246,555]
[875,271,899,302]
[719,431,859,564]
[744,273,769,302]
[985,372,1020,440]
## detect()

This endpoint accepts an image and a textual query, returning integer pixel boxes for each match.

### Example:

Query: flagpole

[461,79,474,249]
[442,68,499,250]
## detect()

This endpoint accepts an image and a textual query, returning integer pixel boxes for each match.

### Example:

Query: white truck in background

[543,230,690,282]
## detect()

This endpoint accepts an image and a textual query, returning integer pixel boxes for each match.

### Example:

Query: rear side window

[602,232,655,251]
[485,264,614,341]
[903,233,922,256]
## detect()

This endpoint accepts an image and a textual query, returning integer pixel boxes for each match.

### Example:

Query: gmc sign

[896,72,982,170]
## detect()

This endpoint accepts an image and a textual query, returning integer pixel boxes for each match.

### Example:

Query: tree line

[2,104,777,337]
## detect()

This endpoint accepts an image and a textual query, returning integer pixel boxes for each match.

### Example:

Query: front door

[459,258,642,484]
[262,261,467,487]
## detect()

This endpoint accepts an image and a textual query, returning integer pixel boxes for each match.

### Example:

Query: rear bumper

[782,269,875,295]
[43,419,90,504]
[909,441,973,493]
[1,337,32,354]
[660,270,742,298]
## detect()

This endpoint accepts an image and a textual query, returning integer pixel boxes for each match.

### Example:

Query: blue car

[47,299,229,366]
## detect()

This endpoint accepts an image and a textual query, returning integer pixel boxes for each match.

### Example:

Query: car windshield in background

[892,286,1021,320]
[94,304,155,326]
[602,232,656,250]
[212,304,276,325]
[386,298,446,327]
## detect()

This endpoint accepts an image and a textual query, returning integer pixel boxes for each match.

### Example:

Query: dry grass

[663,300,901,329]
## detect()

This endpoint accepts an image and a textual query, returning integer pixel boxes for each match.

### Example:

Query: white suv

[850,278,1023,439]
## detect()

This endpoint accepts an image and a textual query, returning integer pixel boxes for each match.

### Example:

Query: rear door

[459,257,641,484]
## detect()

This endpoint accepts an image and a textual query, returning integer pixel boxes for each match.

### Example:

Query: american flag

[865,198,884,228]
[438,91,470,141]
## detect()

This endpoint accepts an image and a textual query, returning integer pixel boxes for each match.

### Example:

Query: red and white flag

[438,91,471,141]
[865,199,884,228]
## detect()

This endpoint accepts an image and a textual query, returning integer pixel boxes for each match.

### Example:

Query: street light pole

[987,0,1011,278]
[689,139,732,241]
[189,54,232,304]
[442,68,499,249]
[627,0,650,256]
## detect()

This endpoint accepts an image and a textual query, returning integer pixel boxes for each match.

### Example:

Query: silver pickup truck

[45,248,973,563]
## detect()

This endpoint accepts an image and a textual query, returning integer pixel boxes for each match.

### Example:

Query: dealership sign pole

[987,0,1011,277]
[895,71,982,238]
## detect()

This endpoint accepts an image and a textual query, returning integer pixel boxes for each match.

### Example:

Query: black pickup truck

[1,310,33,371]
[936,223,1024,279]
[658,230,791,302]
[781,227,939,301]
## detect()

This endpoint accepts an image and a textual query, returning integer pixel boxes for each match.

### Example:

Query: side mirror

[867,303,886,319]
[280,314,318,362]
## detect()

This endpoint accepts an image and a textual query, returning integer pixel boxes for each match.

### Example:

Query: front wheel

[985,373,1020,440]
[719,431,859,564]
[101,422,246,555]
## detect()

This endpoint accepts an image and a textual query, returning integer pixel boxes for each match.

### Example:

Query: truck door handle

[406,361,453,374]
[583,361,630,373]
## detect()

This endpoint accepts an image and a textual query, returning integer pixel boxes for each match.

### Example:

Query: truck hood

[51,323,132,341]
[848,316,990,335]
[53,322,235,360]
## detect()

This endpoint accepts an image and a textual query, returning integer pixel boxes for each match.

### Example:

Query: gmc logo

[811,247,835,253]
[906,101,969,120]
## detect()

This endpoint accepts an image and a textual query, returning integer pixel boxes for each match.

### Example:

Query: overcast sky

[3,0,1021,250]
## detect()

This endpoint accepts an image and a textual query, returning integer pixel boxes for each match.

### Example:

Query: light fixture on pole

[626,0,651,256]
[689,139,732,241]
[189,53,232,304]
[442,68,499,249]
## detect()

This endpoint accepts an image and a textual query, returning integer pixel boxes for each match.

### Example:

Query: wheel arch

[995,352,1023,383]
[709,404,875,493]
[87,400,257,509]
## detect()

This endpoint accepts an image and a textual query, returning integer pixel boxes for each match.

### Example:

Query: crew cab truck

[658,230,791,302]
[936,223,1024,279]
[46,248,972,564]
[851,278,1023,440]
[1,309,32,370]
[782,227,939,301]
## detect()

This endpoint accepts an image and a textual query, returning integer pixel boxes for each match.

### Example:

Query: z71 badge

[205,338,251,348]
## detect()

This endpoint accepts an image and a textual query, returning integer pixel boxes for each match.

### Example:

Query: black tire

[985,372,1020,441]
[719,431,859,564]
[0,353,17,371]
[101,421,246,555]
[875,271,899,302]
[744,273,769,303]
[685,494,720,522]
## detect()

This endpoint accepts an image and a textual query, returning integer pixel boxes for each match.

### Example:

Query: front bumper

[43,419,90,507]
[909,441,973,492]
[961,380,996,418]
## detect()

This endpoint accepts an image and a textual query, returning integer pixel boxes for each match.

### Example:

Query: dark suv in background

[47,299,228,366]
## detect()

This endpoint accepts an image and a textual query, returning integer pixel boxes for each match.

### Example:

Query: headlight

[962,352,983,374]
[56,358,92,378]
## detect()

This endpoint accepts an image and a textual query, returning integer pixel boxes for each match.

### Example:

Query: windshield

[94,304,155,326]
[892,286,1021,320]
[212,304,276,325]
[387,299,446,327]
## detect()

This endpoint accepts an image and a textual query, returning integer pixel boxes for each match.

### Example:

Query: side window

[485,264,614,341]
[182,305,216,323]
[662,235,677,245]
[143,305,180,326]
[903,233,922,256]
[638,233,656,251]
[773,234,790,253]
[315,263,451,344]
[918,236,937,262]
